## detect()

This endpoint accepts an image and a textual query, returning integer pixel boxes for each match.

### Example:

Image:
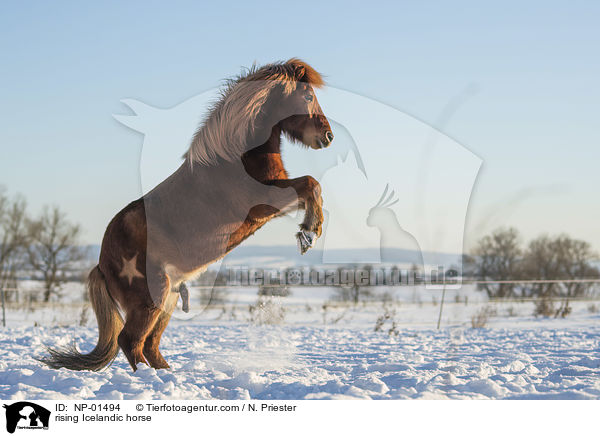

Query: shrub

[471,306,496,328]
[554,299,571,318]
[533,297,554,317]
[374,305,396,334]
[78,305,90,326]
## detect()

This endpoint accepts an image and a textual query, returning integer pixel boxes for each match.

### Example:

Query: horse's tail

[40,265,124,371]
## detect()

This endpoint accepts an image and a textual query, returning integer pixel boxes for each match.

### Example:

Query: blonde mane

[186,58,324,166]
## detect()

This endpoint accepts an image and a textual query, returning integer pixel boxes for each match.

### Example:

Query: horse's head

[261,59,334,150]
[278,81,334,149]
[187,59,334,166]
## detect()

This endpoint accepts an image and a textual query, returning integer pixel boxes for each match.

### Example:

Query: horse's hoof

[296,230,317,254]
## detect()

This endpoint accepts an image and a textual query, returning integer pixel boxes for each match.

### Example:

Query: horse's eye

[304,94,313,102]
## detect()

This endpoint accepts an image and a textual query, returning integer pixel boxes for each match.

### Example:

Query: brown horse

[42,59,333,371]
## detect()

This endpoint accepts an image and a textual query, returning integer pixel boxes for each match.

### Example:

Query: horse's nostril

[325,131,334,144]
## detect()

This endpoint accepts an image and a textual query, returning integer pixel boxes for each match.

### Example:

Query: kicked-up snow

[1,314,600,400]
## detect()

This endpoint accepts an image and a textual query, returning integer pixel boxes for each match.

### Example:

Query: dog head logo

[2,402,50,433]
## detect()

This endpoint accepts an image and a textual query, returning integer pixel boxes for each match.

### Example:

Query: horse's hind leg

[118,270,170,371]
[143,291,178,369]
[118,306,161,371]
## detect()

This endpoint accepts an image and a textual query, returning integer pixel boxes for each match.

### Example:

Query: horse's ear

[286,58,324,88]
[291,61,306,77]
[286,58,306,79]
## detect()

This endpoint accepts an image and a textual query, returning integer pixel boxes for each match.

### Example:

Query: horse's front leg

[293,177,323,254]
[265,176,323,254]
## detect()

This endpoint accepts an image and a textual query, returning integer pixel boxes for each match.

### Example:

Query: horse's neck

[242,128,287,182]
[248,125,282,154]
[244,153,288,182]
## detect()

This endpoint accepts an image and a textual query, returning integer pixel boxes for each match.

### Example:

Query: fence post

[1,287,6,328]
[436,284,446,330]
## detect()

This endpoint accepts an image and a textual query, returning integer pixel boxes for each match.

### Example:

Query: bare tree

[471,227,523,298]
[0,189,29,301]
[522,235,559,298]
[523,234,599,298]
[555,235,599,297]
[26,205,85,302]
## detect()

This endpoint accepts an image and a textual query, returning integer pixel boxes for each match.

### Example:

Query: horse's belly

[164,263,208,286]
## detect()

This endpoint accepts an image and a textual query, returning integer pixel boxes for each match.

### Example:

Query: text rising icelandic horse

[41,59,334,371]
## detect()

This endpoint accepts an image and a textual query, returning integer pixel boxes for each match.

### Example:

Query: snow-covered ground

[1,284,599,400]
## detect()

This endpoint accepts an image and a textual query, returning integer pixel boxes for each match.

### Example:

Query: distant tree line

[464,227,600,299]
[0,187,86,302]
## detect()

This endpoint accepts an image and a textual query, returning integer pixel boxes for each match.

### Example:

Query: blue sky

[1,1,599,251]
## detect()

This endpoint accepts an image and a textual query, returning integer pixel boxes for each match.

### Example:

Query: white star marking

[119,254,144,285]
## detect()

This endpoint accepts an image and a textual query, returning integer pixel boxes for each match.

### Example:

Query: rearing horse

[42,59,333,371]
